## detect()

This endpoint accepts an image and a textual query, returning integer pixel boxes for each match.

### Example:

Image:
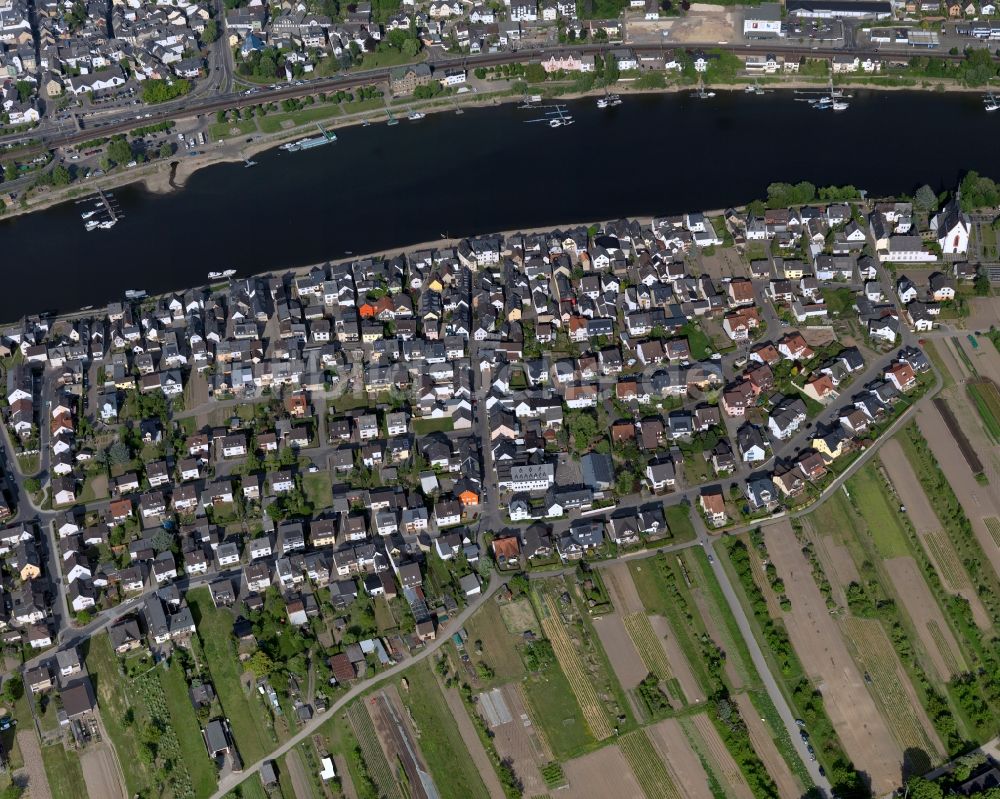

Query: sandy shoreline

[0,75,981,221]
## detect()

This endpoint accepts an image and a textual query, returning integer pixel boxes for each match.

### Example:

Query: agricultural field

[188,587,278,763]
[560,744,646,799]
[967,378,1000,441]
[841,617,943,768]
[535,589,616,741]
[645,718,714,799]
[617,728,683,799]
[396,663,491,799]
[476,684,553,796]
[760,519,903,795]
[346,700,403,799]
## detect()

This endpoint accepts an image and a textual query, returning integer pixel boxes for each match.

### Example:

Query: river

[0,88,996,320]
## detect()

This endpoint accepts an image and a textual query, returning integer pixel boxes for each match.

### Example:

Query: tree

[24,477,40,493]
[248,650,275,678]
[106,136,133,165]
[51,165,71,186]
[914,184,938,214]
[202,19,218,43]
[2,675,24,704]
[904,777,943,799]
[508,573,529,596]
[108,441,132,466]
[15,81,32,103]
[3,163,16,182]
[525,63,547,83]
[159,141,174,159]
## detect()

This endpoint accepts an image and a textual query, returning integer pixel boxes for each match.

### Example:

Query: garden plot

[538,592,615,741]
[646,718,714,799]
[347,702,403,799]
[618,729,683,799]
[765,520,903,796]
[733,694,802,799]
[690,713,754,799]
[917,403,1000,581]
[841,617,944,766]
[648,616,705,705]
[883,557,967,680]
[592,612,647,691]
[561,744,645,799]
[476,684,551,797]
[368,688,438,799]
[880,441,989,628]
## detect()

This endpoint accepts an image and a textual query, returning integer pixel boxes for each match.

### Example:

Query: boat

[693,88,716,99]
[985,92,1000,111]
[124,289,146,300]
[812,97,833,110]
[607,93,622,106]
[81,209,96,220]
[84,220,99,231]
[596,98,609,109]
[98,220,116,229]
[208,269,237,280]
[244,159,257,168]
[562,117,575,125]
[362,119,371,127]
[832,101,849,111]
[407,110,426,121]
[279,124,337,152]
[548,119,563,128]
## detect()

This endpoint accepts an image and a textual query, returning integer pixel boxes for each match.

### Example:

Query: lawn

[302,471,334,510]
[666,502,697,543]
[188,587,277,764]
[521,649,595,760]
[256,103,343,134]
[160,658,218,798]
[397,663,490,799]
[463,600,527,685]
[845,464,911,558]
[680,322,714,361]
[412,416,455,435]
[359,49,424,70]
[374,596,397,631]
[208,117,257,141]
[921,340,955,390]
[225,772,270,799]
[40,743,87,798]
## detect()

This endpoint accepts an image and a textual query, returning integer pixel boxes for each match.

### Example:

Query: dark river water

[0,89,996,320]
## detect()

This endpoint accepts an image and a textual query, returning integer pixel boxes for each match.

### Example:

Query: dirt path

[917,403,1000,585]
[880,440,990,628]
[16,730,52,799]
[284,748,313,799]
[733,694,801,799]
[649,616,705,705]
[690,713,754,799]
[437,680,506,799]
[593,614,647,691]
[334,754,358,799]
[81,744,126,799]
[884,557,966,680]
[646,718,713,799]
[765,520,903,796]
[562,744,645,799]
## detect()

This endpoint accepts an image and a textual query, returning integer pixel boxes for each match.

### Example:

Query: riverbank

[1,74,990,222]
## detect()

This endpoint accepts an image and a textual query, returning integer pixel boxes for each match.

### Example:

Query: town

[10,0,1000,207]
[3,176,1000,799]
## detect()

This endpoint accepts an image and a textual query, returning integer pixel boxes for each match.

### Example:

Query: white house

[931,201,970,256]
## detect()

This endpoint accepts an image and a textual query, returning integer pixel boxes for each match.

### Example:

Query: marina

[525,103,574,127]
[77,188,122,231]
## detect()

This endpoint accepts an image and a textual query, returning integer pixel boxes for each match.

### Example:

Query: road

[0,38,988,158]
